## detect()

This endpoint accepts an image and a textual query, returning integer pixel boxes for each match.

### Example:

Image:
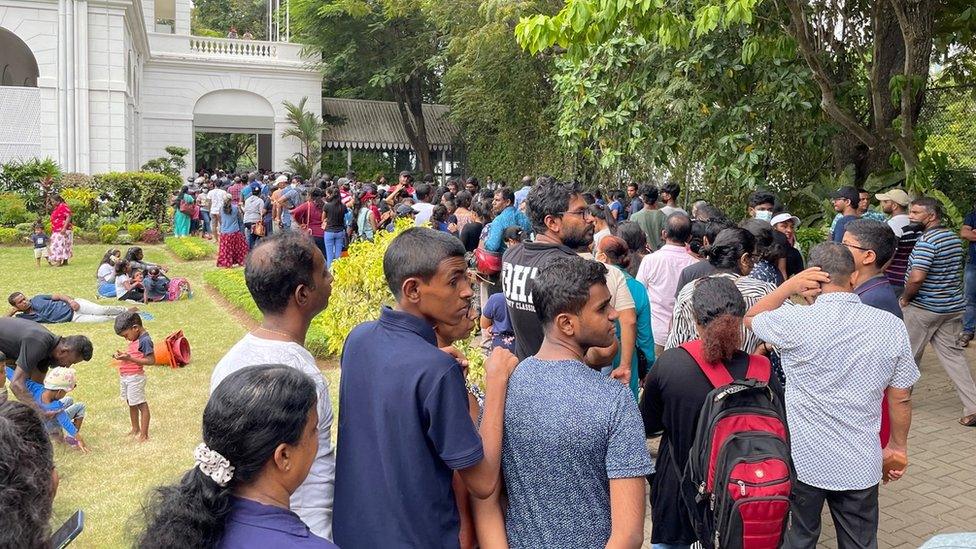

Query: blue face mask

[754,210,773,222]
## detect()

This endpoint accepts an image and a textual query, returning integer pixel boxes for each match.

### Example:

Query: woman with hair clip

[639,277,784,548]
[139,364,336,548]
[588,203,616,252]
[596,235,655,399]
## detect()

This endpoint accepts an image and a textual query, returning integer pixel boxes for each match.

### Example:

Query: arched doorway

[0,27,39,87]
[192,89,274,171]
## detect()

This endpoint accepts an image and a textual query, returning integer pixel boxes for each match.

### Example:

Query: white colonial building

[0,0,321,178]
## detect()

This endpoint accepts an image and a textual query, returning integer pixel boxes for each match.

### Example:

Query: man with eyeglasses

[503,178,602,361]
[843,219,902,320]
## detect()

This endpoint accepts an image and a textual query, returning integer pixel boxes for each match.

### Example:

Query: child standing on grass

[113,311,153,442]
[3,366,89,452]
[29,223,49,267]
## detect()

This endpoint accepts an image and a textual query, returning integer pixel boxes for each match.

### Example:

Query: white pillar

[440,149,447,185]
[346,147,352,170]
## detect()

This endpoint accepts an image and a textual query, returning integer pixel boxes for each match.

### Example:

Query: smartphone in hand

[50,510,84,548]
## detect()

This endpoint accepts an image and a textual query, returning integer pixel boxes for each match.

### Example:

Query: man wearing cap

[877,189,919,297]
[830,185,861,242]
[273,175,301,230]
[0,318,92,414]
[771,212,805,277]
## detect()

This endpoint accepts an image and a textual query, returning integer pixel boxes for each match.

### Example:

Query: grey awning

[321,98,460,152]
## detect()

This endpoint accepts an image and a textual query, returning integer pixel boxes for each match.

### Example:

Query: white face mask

[754,210,773,222]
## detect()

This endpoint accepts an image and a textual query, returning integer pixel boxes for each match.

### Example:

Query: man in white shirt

[636,212,696,353]
[876,188,911,237]
[207,180,229,233]
[211,230,336,540]
[411,182,435,227]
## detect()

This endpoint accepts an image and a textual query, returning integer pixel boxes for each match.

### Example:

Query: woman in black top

[639,277,783,547]
[321,187,347,269]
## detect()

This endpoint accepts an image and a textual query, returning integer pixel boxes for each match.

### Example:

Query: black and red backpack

[675,340,794,549]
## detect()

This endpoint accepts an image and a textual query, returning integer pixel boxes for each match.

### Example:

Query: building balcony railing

[148,33,307,64]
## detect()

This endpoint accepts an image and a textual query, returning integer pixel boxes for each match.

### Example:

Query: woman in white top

[114,260,145,302]
[96,248,121,297]
[243,190,267,249]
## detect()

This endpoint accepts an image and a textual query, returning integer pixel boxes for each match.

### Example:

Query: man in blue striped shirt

[900,197,976,427]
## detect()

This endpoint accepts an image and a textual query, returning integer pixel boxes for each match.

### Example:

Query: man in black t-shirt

[502,179,596,360]
[0,318,92,411]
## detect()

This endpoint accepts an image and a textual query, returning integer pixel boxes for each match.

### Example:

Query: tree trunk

[393,78,434,176]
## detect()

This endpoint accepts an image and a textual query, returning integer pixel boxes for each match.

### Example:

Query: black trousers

[785,480,879,549]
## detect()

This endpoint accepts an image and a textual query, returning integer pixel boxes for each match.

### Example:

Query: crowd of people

[1,169,975,548]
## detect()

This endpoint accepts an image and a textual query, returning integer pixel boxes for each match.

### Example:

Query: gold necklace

[253,326,300,343]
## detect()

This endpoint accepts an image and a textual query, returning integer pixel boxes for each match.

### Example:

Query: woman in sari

[48,195,73,266]
[173,186,193,237]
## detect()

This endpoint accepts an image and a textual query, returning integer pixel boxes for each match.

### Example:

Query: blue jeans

[98,281,116,298]
[324,231,344,269]
[200,210,211,234]
[964,262,976,334]
[281,210,293,229]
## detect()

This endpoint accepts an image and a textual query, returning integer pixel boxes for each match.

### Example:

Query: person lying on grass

[7,292,134,324]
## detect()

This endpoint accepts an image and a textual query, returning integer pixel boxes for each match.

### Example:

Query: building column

[346,147,352,170]
[440,149,447,184]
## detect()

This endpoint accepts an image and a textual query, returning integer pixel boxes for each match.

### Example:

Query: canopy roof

[321,98,460,152]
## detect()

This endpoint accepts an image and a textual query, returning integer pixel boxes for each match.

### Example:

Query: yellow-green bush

[98,224,119,244]
[165,236,216,260]
[0,227,19,244]
[127,223,147,242]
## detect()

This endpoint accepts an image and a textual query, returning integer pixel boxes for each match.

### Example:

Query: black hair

[100,248,120,266]
[0,400,55,548]
[61,335,93,361]
[697,203,726,221]
[245,231,318,314]
[465,176,479,188]
[588,203,616,233]
[502,226,525,243]
[581,192,596,205]
[454,191,472,209]
[911,196,943,219]
[640,186,659,205]
[808,242,855,282]
[471,199,492,222]
[115,259,130,277]
[692,276,747,363]
[626,182,639,191]
[665,212,692,243]
[689,220,708,255]
[705,218,736,244]
[525,180,581,234]
[702,227,756,272]
[114,310,143,335]
[422,173,435,184]
[431,204,449,224]
[7,292,22,306]
[139,365,317,548]
[415,183,432,202]
[616,221,647,254]
[748,190,777,209]
[495,187,515,205]
[125,247,143,262]
[739,218,784,261]
[383,227,466,299]
[845,219,898,266]
[478,188,494,205]
[661,181,681,201]
[311,187,326,210]
[532,255,608,326]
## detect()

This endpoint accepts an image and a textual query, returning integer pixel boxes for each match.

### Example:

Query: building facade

[0,0,321,178]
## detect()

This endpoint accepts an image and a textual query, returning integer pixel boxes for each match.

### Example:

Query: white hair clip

[194,443,235,487]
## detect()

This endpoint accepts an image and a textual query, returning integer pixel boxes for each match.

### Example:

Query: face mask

[754,210,773,222]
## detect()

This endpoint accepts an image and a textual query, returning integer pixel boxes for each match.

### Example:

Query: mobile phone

[50,510,84,548]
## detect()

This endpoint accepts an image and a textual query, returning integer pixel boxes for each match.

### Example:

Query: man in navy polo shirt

[843,219,902,319]
[333,227,518,548]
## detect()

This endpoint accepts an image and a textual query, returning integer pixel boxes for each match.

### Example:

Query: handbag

[179,200,193,215]
[475,247,502,276]
[252,219,266,237]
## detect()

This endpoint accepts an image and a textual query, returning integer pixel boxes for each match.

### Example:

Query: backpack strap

[679,340,734,388]
[680,339,772,387]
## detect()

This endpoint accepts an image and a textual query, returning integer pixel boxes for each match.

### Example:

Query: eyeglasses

[560,209,593,219]
[843,242,870,252]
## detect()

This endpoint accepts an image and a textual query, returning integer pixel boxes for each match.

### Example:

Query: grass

[0,243,339,547]
[163,235,217,260]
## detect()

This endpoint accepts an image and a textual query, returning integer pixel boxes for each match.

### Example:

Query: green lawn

[0,243,339,547]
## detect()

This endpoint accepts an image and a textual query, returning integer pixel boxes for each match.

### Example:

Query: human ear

[554,312,575,337]
[401,278,422,304]
[273,443,292,472]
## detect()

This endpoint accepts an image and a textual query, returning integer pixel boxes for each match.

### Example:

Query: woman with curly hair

[0,399,58,548]
[139,365,335,548]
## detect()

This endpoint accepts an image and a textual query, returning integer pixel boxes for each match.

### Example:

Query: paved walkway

[642,345,976,548]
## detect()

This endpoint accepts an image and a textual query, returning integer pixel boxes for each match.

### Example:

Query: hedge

[165,236,217,260]
[0,227,19,244]
[92,171,180,225]
[204,267,331,358]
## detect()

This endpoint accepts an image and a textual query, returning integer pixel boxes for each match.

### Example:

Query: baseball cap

[770,212,800,226]
[829,186,859,203]
[396,204,414,216]
[275,174,288,184]
[44,367,77,392]
[875,188,910,207]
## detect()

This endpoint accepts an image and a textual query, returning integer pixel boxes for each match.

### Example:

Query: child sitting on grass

[113,311,153,442]
[3,366,88,452]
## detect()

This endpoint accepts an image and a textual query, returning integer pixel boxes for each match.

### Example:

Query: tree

[142,146,188,184]
[516,0,976,187]
[290,0,439,175]
[194,133,257,173]
[191,0,268,39]
[282,98,324,180]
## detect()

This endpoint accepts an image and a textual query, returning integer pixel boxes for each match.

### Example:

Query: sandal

[960,413,976,427]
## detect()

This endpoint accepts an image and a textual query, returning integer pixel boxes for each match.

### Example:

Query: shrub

[60,187,100,225]
[99,224,119,244]
[0,227,20,244]
[115,233,134,245]
[74,229,98,243]
[60,172,94,188]
[92,172,180,226]
[141,228,163,244]
[0,158,61,215]
[165,236,216,260]
[14,222,35,238]
[795,226,827,258]
[0,193,31,226]
[127,223,147,242]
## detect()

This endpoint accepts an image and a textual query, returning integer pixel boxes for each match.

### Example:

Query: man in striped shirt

[900,197,976,427]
